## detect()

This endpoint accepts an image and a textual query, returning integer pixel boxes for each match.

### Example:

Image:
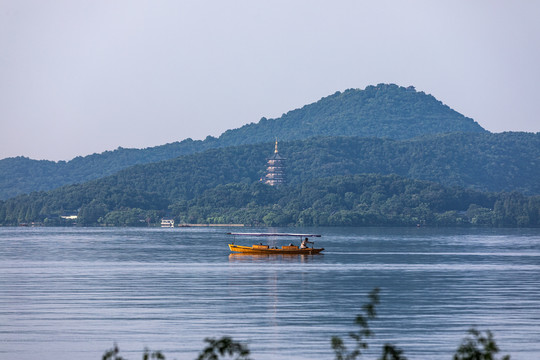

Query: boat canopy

[227,232,321,237]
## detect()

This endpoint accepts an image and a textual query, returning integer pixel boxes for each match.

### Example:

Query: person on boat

[300,237,312,249]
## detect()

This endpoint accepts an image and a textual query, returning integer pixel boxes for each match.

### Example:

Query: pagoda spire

[274,139,279,154]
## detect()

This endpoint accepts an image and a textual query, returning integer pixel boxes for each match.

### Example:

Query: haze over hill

[0,84,486,199]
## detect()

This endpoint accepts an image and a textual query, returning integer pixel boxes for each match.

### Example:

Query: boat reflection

[228,252,322,263]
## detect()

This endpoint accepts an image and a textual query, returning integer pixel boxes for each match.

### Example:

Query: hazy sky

[1,1,539,161]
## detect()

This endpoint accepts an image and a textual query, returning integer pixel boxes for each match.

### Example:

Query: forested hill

[1,132,538,226]
[0,83,486,199]
[218,83,486,145]
[0,139,217,200]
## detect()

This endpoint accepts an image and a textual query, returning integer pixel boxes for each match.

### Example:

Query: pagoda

[262,140,286,186]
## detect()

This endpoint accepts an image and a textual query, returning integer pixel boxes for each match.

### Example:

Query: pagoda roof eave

[268,154,286,160]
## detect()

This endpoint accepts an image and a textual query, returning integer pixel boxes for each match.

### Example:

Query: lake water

[1,227,539,360]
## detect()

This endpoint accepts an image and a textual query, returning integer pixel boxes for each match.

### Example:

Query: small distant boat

[161,218,174,228]
[227,232,324,255]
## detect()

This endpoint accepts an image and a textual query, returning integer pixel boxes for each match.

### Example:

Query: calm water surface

[1,227,539,359]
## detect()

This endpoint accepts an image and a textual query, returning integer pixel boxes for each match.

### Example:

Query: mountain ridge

[218,84,486,145]
[0,83,487,199]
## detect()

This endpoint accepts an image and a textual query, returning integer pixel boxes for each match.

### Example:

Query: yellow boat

[227,232,324,255]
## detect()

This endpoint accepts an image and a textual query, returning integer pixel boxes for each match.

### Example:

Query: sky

[1,1,539,161]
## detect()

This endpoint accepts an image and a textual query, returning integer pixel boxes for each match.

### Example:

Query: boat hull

[228,244,324,255]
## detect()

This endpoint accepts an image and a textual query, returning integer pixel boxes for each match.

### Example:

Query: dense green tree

[1,173,540,227]
[78,200,107,226]
[1,130,539,228]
